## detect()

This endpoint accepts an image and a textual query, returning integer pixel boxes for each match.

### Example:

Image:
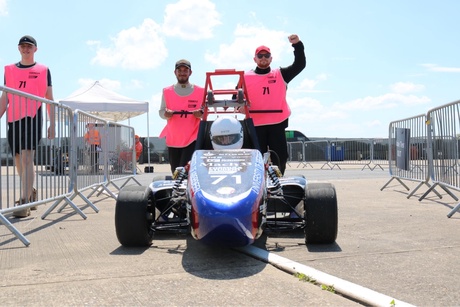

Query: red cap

[255,45,270,55]
[135,135,140,139]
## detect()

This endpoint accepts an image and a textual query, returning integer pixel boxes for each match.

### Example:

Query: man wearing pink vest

[159,59,204,174]
[0,35,55,218]
[244,34,306,175]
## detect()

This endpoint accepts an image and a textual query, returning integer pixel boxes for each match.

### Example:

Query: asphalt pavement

[1,163,460,306]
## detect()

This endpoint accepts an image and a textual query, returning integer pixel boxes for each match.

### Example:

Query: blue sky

[1,0,459,139]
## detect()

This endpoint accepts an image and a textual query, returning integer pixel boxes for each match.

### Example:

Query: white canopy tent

[60,81,152,170]
[60,81,148,122]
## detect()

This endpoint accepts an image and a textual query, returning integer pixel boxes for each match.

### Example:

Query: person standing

[84,123,101,174]
[159,59,204,174]
[243,34,306,175]
[0,35,56,218]
[118,134,143,171]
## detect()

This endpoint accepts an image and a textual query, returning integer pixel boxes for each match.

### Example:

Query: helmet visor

[211,133,242,146]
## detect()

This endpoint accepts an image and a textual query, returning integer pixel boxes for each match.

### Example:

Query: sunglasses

[256,53,271,59]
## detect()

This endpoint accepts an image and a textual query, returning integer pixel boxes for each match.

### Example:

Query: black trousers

[167,141,196,174]
[255,119,289,175]
[89,145,99,172]
[8,110,43,155]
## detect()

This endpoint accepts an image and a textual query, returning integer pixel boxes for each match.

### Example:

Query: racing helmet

[210,117,244,150]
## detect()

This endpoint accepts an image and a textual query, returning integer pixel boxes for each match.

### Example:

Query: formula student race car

[115,70,338,247]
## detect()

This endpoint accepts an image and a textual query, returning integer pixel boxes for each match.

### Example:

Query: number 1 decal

[231,175,242,184]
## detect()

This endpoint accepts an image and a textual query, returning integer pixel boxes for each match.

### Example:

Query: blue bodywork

[187,149,266,247]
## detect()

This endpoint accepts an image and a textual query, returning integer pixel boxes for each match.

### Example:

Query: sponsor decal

[189,170,200,192]
[209,166,241,174]
[205,158,221,162]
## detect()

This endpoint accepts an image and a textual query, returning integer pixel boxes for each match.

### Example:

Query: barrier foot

[86,183,105,199]
[381,177,410,191]
[407,182,423,199]
[0,213,31,247]
[42,196,88,220]
[438,184,459,201]
[407,181,440,199]
[297,162,313,169]
[107,181,121,192]
[447,202,460,218]
[119,176,142,189]
[93,184,117,200]
[75,192,100,213]
[331,163,342,170]
[106,176,142,194]
[418,182,439,201]
[368,163,384,171]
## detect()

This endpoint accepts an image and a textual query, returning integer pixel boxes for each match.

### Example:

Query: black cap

[18,35,37,47]
[175,59,191,69]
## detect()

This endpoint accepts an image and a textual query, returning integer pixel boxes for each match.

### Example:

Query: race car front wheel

[115,185,155,247]
[304,183,338,244]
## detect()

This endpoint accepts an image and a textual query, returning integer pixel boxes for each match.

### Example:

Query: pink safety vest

[4,63,48,122]
[159,85,204,147]
[244,68,291,126]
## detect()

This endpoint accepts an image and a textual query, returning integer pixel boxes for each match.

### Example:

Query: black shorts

[7,110,43,155]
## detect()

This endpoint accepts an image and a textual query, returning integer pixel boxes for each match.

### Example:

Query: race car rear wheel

[304,183,338,244]
[115,185,154,247]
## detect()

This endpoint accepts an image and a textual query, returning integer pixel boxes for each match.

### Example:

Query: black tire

[304,183,338,244]
[115,185,154,247]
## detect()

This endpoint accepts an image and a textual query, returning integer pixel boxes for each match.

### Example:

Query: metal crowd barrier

[41,111,142,218]
[99,120,142,192]
[287,141,312,168]
[303,140,330,164]
[380,114,439,199]
[0,86,73,246]
[40,111,108,219]
[372,138,390,171]
[1,86,140,246]
[287,139,388,171]
[420,100,460,217]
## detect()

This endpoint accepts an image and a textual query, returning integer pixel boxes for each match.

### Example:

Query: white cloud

[162,0,221,40]
[295,74,328,91]
[89,19,167,70]
[289,96,323,112]
[149,91,162,111]
[0,0,7,16]
[205,24,290,68]
[288,96,348,132]
[128,79,145,90]
[364,119,382,128]
[390,82,425,94]
[336,93,430,111]
[421,63,460,73]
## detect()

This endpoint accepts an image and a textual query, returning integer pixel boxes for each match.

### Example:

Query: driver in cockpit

[209,116,244,150]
